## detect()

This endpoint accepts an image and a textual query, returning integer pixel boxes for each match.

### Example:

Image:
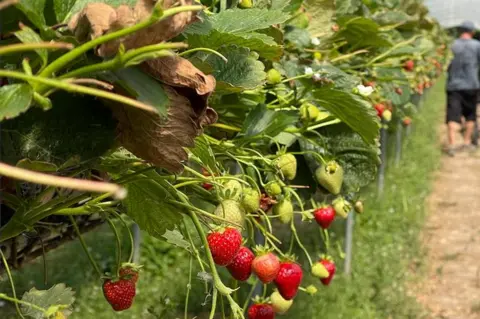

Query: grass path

[416,86,480,318]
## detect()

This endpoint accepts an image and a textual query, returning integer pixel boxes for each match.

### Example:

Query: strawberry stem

[106,217,122,277]
[69,216,103,278]
[111,210,135,263]
[0,250,25,318]
[209,288,218,319]
[184,256,193,319]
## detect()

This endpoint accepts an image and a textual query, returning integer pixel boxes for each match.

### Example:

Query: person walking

[446,21,480,156]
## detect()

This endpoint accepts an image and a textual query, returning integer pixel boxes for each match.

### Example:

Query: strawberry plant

[0,0,448,317]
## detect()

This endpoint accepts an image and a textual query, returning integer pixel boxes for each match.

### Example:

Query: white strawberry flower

[356,84,374,97]
[312,73,322,81]
[311,37,320,45]
[304,67,314,74]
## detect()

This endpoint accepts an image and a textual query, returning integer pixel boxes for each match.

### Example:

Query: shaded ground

[417,113,480,318]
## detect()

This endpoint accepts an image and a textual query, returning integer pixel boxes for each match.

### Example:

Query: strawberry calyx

[251,295,271,305]
[253,245,274,256]
[320,254,333,262]
[279,254,297,263]
[325,160,340,174]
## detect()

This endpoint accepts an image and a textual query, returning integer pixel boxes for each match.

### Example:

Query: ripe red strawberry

[252,251,280,283]
[201,168,214,190]
[319,258,336,286]
[207,227,242,266]
[313,206,336,229]
[103,279,136,311]
[404,60,414,71]
[248,303,275,319]
[402,117,412,126]
[374,103,385,117]
[119,265,140,284]
[395,87,403,95]
[227,246,255,281]
[274,261,303,300]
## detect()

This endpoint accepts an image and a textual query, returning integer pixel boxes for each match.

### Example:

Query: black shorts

[446,90,478,123]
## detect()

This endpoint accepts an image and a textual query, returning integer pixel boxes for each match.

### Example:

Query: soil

[416,123,480,318]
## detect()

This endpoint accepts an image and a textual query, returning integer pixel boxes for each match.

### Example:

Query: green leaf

[311,63,358,90]
[15,26,48,67]
[57,0,137,22]
[373,10,413,26]
[0,84,34,121]
[284,27,311,48]
[107,67,169,118]
[305,0,335,37]
[375,67,411,106]
[16,159,58,172]
[53,0,76,22]
[187,30,283,60]
[335,0,362,16]
[21,284,75,319]
[335,17,392,49]
[311,88,380,145]
[16,0,47,29]
[162,229,191,251]
[189,135,217,171]
[192,46,266,92]
[123,177,183,238]
[185,8,290,59]
[300,123,380,193]
[239,104,298,138]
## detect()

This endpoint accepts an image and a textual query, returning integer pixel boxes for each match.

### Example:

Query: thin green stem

[111,210,135,263]
[38,5,203,79]
[179,47,228,62]
[0,294,47,314]
[0,42,73,56]
[106,217,122,276]
[183,219,209,293]
[69,216,103,278]
[184,256,193,319]
[0,250,25,318]
[0,70,158,114]
[291,223,313,267]
[242,279,258,312]
[209,288,218,319]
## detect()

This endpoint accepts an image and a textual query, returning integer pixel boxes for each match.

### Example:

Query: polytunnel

[424,0,480,29]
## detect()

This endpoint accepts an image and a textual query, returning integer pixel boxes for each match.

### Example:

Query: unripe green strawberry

[266,69,282,85]
[274,154,297,180]
[242,188,261,213]
[300,103,320,122]
[274,199,294,224]
[311,262,329,278]
[315,160,343,195]
[265,181,282,197]
[270,290,293,314]
[224,180,243,200]
[354,200,364,214]
[238,0,253,8]
[332,197,351,219]
[215,199,245,228]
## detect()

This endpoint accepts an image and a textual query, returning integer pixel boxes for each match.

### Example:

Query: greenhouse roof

[424,0,480,29]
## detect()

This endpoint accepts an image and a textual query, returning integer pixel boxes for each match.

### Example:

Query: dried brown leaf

[68,0,198,57]
[111,85,217,173]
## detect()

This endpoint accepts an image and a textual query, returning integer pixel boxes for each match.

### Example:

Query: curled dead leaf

[111,85,217,173]
[68,0,199,57]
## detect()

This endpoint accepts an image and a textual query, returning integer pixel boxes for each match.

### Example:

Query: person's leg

[446,91,462,154]
[461,90,478,147]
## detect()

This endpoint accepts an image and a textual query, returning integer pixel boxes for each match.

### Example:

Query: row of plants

[0,0,449,318]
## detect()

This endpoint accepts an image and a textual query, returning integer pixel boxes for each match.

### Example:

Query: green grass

[0,78,446,318]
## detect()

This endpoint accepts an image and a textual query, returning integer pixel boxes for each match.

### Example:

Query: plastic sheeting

[424,0,480,29]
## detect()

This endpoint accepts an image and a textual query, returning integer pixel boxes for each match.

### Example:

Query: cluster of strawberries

[207,227,336,318]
